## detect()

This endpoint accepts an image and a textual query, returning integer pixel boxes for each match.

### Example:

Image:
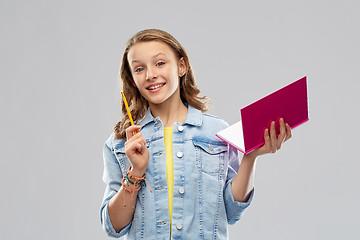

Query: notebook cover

[241,76,309,153]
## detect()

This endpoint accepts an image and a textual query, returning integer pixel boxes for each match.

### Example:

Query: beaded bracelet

[121,166,152,208]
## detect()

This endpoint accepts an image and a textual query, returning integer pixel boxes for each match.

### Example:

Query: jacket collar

[137,103,203,128]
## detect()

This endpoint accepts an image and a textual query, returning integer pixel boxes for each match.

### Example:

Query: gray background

[1,0,359,239]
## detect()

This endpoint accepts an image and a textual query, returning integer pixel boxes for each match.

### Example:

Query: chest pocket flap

[193,141,228,154]
[193,140,228,174]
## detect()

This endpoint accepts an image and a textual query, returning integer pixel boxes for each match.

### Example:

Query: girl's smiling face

[127,41,186,106]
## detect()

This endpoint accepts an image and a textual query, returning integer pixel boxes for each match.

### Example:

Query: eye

[156,61,165,67]
[135,67,144,73]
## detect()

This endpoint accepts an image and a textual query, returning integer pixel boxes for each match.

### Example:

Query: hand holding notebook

[216,76,309,154]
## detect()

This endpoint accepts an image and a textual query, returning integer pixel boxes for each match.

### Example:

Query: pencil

[121,91,137,134]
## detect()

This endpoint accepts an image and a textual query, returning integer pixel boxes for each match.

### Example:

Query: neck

[149,91,188,127]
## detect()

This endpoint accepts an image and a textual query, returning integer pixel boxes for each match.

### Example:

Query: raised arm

[102,125,150,235]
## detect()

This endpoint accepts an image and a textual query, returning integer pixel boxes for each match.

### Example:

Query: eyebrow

[131,52,167,64]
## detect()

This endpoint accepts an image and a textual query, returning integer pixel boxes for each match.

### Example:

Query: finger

[143,137,147,147]
[277,118,286,149]
[125,130,144,154]
[136,138,148,155]
[263,128,271,154]
[139,141,146,154]
[136,142,143,154]
[126,131,144,145]
[125,125,142,140]
[270,121,277,152]
[132,133,147,150]
[126,138,144,155]
[264,128,270,144]
[284,123,292,142]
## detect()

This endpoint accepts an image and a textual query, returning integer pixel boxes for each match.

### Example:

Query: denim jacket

[100,105,254,240]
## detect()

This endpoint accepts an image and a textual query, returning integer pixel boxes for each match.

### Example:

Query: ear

[178,57,187,77]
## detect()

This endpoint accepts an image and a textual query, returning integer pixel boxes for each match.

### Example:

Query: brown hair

[113,29,209,139]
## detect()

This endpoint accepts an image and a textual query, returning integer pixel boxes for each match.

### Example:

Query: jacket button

[178,187,185,194]
[176,222,183,230]
[176,152,183,158]
[177,125,184,132]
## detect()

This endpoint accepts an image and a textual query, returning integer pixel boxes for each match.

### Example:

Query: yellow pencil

[121,91,137,134]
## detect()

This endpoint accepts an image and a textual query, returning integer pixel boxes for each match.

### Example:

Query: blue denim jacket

[100,105,254,240]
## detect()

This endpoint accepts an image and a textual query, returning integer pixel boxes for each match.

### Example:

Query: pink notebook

[216,76,309,154]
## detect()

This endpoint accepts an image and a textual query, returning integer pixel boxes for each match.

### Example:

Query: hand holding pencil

[122,92,149,177]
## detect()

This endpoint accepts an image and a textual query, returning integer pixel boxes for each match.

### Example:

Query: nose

[146,66,157,81]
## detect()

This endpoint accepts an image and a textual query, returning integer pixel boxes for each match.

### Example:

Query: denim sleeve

[224,145,255,225]
[100,136,131,238]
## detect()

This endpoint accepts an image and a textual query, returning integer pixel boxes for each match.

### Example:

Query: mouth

[146,83,165,90]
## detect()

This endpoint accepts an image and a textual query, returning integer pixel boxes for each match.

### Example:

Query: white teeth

[148,84,164,90]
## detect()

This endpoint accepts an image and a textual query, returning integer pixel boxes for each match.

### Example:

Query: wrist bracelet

[121,166,152,209]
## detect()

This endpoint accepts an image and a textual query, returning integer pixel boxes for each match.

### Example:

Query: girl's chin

[148,99,167,105]
[147,96,174,106]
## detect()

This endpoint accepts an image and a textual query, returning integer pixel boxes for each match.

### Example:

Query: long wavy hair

[114,29,209,139]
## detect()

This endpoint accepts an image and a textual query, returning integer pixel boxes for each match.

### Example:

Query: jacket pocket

[193,140,228,175]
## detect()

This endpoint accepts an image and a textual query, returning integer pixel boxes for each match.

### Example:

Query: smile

[147,83,165,90]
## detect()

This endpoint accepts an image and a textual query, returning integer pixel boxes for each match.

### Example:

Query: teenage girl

[100,29,292,240]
